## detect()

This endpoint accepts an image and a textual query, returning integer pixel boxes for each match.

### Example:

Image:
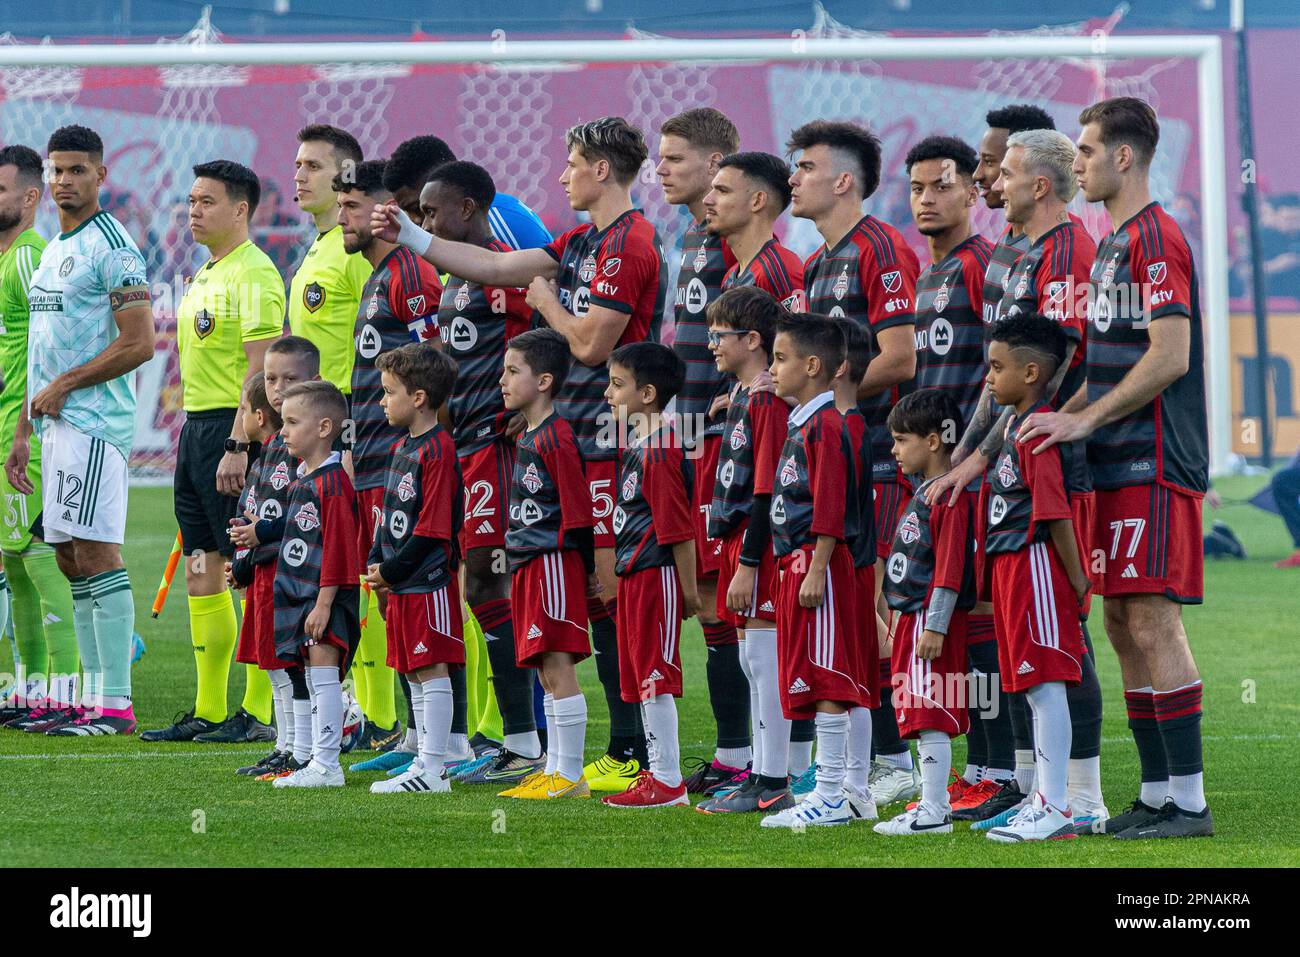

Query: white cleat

[760,792,855,829]
[1070,798,1111,835]
[986,792,1076,843]
[274,760,345,789]
[873,805,954,836]
[869,761,921,805]
[842,786,879,822]
[370,761,450,794]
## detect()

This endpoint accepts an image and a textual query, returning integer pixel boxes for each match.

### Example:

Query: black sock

[702,631,750,751]
[1009,690,1033,753]
[483,628,536,738]
[1067,621,1103,759]
[399,672,415,728]
[968,634,1014,772]
[759,774,788,790]
[1153,683,1204,780]
[871,660,907,758]
[590,596,645,759]
[287,665,308,699]
[449,667,468,737]
[790,717,816,743]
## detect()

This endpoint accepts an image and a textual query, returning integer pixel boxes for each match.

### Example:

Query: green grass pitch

[1,475,1296,867]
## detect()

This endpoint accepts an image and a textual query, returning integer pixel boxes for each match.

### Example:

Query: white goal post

[0,32,1232,475]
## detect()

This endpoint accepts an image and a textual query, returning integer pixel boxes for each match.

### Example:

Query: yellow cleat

[498,770,551,798]
[583,755,641,793]
[543,774,591,799]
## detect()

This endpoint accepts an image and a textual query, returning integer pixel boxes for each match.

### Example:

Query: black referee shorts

[174,409,240,558]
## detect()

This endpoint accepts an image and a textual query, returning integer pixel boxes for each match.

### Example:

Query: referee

[141,161,285,743]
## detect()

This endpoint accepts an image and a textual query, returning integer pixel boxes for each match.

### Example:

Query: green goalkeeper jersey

[0,227,46,410]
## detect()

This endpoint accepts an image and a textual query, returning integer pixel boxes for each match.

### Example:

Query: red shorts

[458,439,514,552]
[384,580,465,674]
[1071,491,1096,616]
[615,566,684,702]
[511,550,591,668]
[1093,484,1203,603]
[776,544,867,720]
[855,564,880,708]
[584,458,618,549]
[890,609,970,738]
[691,433,724,576]
[714,522,778,628]
[236,562,295,670]
[356,486,384,572]
[874,481,910,562]
[990,544,1084,693]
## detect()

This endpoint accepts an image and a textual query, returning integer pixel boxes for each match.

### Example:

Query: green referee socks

[188,590,237,723]
[240,664,273,725]
[89,569,135,706]
[356,589,397,730]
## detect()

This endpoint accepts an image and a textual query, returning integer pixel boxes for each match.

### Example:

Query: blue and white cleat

[352,750,415,773]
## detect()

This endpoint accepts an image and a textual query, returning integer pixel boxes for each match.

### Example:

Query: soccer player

[600,342,699,809]
[366,343,463,794]
[337,159,444,756]
[696,287,793,815]
[1019,97,1213,839]
[875,389,979,836]
[760,316,870,828]
[271,381,361,788]
[382,135,551,251]
[374,116,668,792]
[788,120,921,795]
[142,160,284,744]
[982,314,1090,842]
[498,329,597,799]
[655,108,754,792]
[0,145,78,727]
[704,151,805,306]
[418,160,544,786]
[5,125,155,735]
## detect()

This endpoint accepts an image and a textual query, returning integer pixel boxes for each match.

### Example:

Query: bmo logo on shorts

[389,510,409,538]
[357,323,382,359]
[989,494,1009,526]
[887,552,908,584]
[612,506,627,535]
[283,538,309,567]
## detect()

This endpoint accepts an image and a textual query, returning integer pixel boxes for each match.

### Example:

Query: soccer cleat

[790,765,818,797]
[47,712,137,736]
[959,780,1026,823]
[1102,798,1163,835]
[908,771,968,811]
[139,710,221,742]
[601,770,689,809]
[448,752,497,781]
[870,761,922,806]
[1111,799,1213,840]
[541,774,591,800]
[873,805,953,836]
[682,757,747,795]
[703,764,750,797]
[238,749,287,776]
[583,754,643,793]
[0,696,35,725]
[985,792,1076,843]
[498,770,551,798]
[1070,799,1111,835]
[700,777,795,815]
[1274,549,1300,569]
[459,749,546,786]
[353,721,402,753]
[131,632,147,664]
[697,772,759,813]
[370,761,450,794]
[469,732,503,756]
[351,749,415,773]
[841,786,879,822]
[384,754,418,777]
[760,792,854,828]
[13,706,82,733]
[950,777,1003,813]
[274,760,345,788]
[192,708,276,744]
[257,756,307,781]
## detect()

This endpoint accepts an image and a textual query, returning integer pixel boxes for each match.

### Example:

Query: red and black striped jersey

[884,478,978,614]
[438,237,533,455]
[843,407,876,569]
[506,412,594,570]
[914,234,993,429]
[673,223,735,437]
[771,392,853,556]
[723,237,806,311]
[543,210,668,462]
[981,226,1029,341]
[1085,202,1208,494]
[803,215,920,484]
[370,425,462,593]
[613,425,695,576]
[351,247,443,491]
[708,385,790,539]
[983,402,1075,555]
[243,432,297,566]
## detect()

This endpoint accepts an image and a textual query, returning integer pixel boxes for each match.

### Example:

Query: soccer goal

[0,4,1230,479]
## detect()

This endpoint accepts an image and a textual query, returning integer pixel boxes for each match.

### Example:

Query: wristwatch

[224,439,249,453]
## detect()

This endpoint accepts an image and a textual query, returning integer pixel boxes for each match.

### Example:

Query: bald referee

[141,161,285,742]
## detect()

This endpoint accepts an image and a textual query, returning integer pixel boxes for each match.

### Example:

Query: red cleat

[1274,551,1300,569]
[950,777,1003,812]
[600,770,689,809]
[907,771,968,811]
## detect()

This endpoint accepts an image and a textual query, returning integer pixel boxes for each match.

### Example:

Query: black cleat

[954,780,1023,821]
[193,708,276,744]
[1103,798,1164,835]
[682,758,750,795]
[238,749,288,776]
[139,710,221,742]
[0,699,34,725]
[1112,799,1214,839]
[353,721,402,753]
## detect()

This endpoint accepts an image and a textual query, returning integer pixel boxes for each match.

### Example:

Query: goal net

[0,3,1219,480]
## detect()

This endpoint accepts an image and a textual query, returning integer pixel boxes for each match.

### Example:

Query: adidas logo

[922,755,937,764]
[62,509,73,521]
[759,600,774,613]
[1122,563,1139,579]
[413,641,428,654]
[1017,661,1034,675]
[789,677,810,694]
[322,724,334,734]
[649,669,665,681]
[476,521,494,535]
[42,613,63,626]
[594,521,608,535]
[527,624,543,640]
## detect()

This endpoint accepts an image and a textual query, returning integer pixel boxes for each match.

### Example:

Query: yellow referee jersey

[177,239,286,412]
[287,225,371,393]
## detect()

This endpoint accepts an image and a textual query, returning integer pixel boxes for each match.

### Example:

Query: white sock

[716,746,751,770]
[789,739,814,776]
[399,727,418,755]
[269,669,292,752]
[964,763,981,784]
[308,666,344,772]
[1014,749,1037,794]
[813,711,849,802]
[1025,681,1071,812]
[1168,772,1206,813]
[746,628,790,779]
[291,696,312,764]
[739,638,764,776]
[448,732,472,762]
[881,749,914,771]
[542,693,558,775]
[642,694,682,788]
[845,706,872,795]
[303,666,319,762]
[918,731,953,815]
[985,766,1014,782]
[1068,756,1104,810]
[552,692,588,782]
[504,730,541,760]
[408,677,426,755]
[420,676,452,777]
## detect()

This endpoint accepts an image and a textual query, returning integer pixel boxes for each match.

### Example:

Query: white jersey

[27,210,149,459]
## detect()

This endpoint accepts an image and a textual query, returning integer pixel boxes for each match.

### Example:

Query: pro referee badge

[194,307,215,339]
[304,281,325,313]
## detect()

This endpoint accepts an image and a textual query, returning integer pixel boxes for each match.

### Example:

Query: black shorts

[174,409,240,557]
